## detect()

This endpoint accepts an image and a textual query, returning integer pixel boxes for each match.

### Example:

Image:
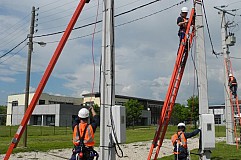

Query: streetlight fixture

[34,41,47,47]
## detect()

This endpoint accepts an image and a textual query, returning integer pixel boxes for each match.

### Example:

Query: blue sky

[0,0,241,106]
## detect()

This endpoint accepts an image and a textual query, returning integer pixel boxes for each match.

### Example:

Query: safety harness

[172,131,188,158]
[74,124,99,160]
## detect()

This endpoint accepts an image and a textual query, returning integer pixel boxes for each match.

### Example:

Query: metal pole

[195,1,214,159]
[100,0,116,159]
[23,6,35,147]
[220,10,234,144]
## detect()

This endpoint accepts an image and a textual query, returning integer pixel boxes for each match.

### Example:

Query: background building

[83,92,164,125]
[6,93,83,126]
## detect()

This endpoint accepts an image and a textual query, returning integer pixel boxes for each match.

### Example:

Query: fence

[0,125,73,137]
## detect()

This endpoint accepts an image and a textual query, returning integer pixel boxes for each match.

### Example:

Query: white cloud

[0,0,241,106]
[0,77,16,83]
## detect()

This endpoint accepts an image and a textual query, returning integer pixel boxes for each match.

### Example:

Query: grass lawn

[0,125,227,154]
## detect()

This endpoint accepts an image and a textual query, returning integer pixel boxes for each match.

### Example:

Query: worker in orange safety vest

[70,106,99,160]
[171,123,201,160]
[228,73,238,98]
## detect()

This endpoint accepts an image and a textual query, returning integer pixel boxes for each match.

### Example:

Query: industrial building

[6,93,83,126]
[7,92,233,126]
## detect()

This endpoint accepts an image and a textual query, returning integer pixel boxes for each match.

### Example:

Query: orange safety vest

[171,131,187,154]
[73,123,95,147]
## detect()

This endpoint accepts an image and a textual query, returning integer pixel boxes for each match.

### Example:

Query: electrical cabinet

[201,114,215,150]
[112,105,126,143]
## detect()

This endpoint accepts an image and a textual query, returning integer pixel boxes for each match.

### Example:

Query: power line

[0,28,29,51]
[38,0,69,8]
[0,44,27,65]
[0,13,30,35]
[37,0,141,31]
[43,0,188,43]
[35,0,187,38]
[38,0,78,14]
[39,3,100,20]
[202,0,219,56]
[0,37,28,59]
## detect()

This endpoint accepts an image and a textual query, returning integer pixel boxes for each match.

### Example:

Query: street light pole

[23,6,35,147]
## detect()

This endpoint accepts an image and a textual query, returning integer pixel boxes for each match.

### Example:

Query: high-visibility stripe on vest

[171,131,187,154]
[73,123,95,147]
[230,76,237,85]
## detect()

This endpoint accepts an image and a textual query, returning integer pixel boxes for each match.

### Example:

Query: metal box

[201,114,215,150]
[112,105,126,143]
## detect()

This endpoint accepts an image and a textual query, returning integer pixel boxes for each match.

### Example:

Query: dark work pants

[174,154,188,160]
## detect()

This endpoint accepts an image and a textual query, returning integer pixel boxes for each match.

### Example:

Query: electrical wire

[38,0,141,31]
[34,0,188,38]
[39,3,100,20]
[38,0,67,8]
[0,44,27,65]
[90,0,100,103]
[34,0,179,38]
[0,28,29,51]
[0,13,30,35]
[38,0,78,14]
[201,0,219,56]
[0,37,28,59]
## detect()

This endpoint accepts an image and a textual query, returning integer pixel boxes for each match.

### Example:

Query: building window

[39,100,45,105]
[32,115,42,125]
[12,101,18,106]
[46,115,55,126]
[214,115,221,124]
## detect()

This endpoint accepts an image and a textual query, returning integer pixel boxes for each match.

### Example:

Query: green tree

[187,96,199,128]
[124,99,144,128]
[0,105,7,125]
[171,103,189,125]
[92,104,100,115]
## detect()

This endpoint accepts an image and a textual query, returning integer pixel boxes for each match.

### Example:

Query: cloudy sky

[0,0,241,106]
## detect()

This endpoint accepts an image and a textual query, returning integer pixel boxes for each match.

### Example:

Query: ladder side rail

[4,1,88,159]
[153,19,196,160]
[147,8,195,160]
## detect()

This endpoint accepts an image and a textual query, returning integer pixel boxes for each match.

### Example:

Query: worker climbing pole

[4,0,90,159]
[225,58,241,149]
[214,6,240,145]
[147,8,196,160]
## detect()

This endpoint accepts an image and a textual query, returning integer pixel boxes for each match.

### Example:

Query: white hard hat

[78,108,89,118]
[177,123,186,127]
[229,73,233,77]
[181,7,189,13]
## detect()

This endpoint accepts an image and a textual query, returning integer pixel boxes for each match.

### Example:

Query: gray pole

[100,0,116,159]
[23,6,35,147]
[220,11,234,144]
[195,1,214,159]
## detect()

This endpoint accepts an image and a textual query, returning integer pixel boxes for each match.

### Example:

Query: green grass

[160,142,241,160]
[0,125,227,154]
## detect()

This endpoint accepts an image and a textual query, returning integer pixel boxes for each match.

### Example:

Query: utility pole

[195,1,215,159]
[100,0,116,160]
[214,6,236,144]
[23,6,35,148]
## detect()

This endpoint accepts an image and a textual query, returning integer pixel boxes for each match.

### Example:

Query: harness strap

[77,124,89,145]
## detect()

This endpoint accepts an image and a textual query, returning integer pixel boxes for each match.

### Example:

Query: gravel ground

[0,137,225,160]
